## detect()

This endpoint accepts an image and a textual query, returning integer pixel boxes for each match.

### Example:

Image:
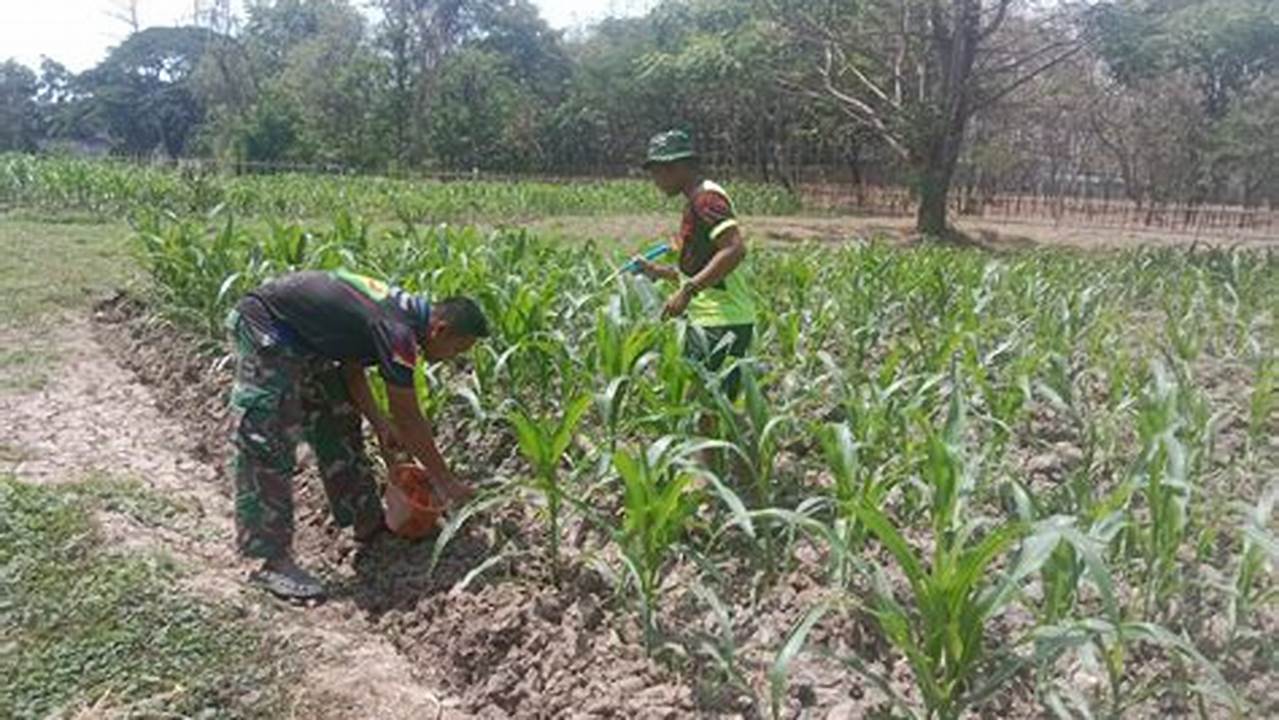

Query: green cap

[643,130,697,168]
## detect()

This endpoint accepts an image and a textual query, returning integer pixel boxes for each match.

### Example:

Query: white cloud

[1,0,233,71]
[536,0,657,30]
[0,0,655,73]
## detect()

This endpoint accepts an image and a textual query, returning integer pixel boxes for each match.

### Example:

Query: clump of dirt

[393,577,694,717]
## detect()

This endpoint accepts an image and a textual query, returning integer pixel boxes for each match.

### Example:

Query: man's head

[644,130,698,196]
[422,296,489,361]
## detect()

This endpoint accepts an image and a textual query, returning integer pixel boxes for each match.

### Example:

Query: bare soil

[528,214,1279,252]
[0,310,458,720]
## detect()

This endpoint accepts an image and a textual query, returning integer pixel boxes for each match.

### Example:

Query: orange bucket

[384,464,443,539]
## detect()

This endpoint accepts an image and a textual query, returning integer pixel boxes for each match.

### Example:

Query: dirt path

[0,317,463,719]
[529,213,1279,250]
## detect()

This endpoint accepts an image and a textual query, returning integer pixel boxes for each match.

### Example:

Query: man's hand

[663,284,695,319]
[374,423,403,465]
[636,258,678,282]
[386,383,474,508]
[435,472,476,508]
[424,468,475,510]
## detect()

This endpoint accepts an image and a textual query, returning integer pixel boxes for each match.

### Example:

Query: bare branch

[975,38,1080,80]
[816,49,911,160]
[979,0,1015,41]
[830,44,900,111]
[974,43,1087,110]
[105,0,140,33]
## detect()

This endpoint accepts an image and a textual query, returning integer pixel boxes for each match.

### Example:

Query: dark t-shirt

[238,269,428,387]
[677,182,737,279]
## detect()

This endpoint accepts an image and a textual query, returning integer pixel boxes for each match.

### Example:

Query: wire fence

[799,182,1279,238]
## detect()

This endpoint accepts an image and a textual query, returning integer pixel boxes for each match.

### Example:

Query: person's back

[238,269,428,387]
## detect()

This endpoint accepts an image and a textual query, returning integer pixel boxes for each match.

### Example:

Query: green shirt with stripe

[668,180,757,327]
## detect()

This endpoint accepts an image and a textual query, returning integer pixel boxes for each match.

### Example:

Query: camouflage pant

[227,308,383,560]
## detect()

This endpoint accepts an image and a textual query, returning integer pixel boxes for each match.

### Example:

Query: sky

[0,0,658,73]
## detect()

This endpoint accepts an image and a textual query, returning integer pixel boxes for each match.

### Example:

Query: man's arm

[662,226,747,319]
[386,384,474,505]
[340,362,397,452]
[637,257,680,282]
[687,225,746,292]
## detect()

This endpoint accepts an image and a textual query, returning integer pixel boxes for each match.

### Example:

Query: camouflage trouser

[226,309,384,560]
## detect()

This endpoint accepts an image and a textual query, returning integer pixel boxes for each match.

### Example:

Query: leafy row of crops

[0,154,802,220]
[130,206,1278,718]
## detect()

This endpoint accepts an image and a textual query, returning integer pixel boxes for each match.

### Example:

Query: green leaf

[956,522,1027,619]
[429,489,514,576]
[853,500,927,597]
[768,601,829,720]
[1121,622,1242,712]
[508,408,548,470]
[552,392,593,459]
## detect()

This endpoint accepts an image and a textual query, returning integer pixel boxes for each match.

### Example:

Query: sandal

[249,559,326,601]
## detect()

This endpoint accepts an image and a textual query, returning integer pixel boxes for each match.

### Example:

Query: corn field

[116,196,1279,718]
[0,155,801,220]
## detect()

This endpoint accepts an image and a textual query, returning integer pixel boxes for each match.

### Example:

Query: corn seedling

[509,393,593,583]
[613,437,703,652]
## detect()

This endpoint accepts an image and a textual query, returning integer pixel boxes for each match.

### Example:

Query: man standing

[636,130,757,400]
[226,269,488,600]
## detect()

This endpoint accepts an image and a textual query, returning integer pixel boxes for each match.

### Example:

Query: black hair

[434,296,490,338]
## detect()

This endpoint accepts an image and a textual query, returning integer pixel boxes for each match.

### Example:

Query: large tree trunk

[914,118,967,237]
[916,162,952,236]
[913,0,979,239]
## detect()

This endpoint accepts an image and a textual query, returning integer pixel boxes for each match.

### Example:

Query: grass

[0,219,292,717]
[0,215,136,329]
[0,475,290,718]
[0,214,137,390]
[64,473,195,531]
[0,346,49,393]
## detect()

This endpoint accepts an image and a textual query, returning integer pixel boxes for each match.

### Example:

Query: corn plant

[685,582,754,705]
[508,392,592,583]
[839,381,1112,719]
[1032,617,1242,719]
[1247,351,1277,452]
[64,177,1279,715]
[1,153,801,220]
[1226,480,1278,645]
[612,437,704,652]
[1123,361,1197,620]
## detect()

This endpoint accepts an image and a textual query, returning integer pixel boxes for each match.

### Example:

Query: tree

[84,27,217,157]
[1087,0,1279,206]
[375,0,423,165]
[768,0,1087,238]
[427,48,534,170]
[386,0,570,168]
[1221,76,1279,209]
[0,61,41,152]
[194,0,383,167]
